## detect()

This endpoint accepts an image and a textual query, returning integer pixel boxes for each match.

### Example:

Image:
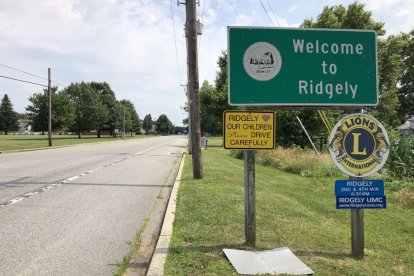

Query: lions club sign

[329,113,390,177]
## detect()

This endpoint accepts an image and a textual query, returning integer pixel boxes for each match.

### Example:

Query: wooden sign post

[350,177,364,259]
[330,114,390,259]
[223,110,275,246]
[244,150,256,246]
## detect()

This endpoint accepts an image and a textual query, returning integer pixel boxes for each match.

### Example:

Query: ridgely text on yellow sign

[223,111,275,149]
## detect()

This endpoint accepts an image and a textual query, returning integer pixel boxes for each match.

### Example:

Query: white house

[397,117,414,136]
[16,119,32,134]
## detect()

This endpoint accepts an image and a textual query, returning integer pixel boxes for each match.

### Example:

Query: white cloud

[1,0,413,127]
[288,2,301,13]
[0,0,188,125]
[364,0,401,11]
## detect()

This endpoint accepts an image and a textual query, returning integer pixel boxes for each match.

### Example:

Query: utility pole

[48,68,52,147]
[185,0,203,179]
[123,104,126,140]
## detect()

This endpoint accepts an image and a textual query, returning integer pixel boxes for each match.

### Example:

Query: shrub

[229,150,244,159]
[255,146,341,178]
[386,134,414,179]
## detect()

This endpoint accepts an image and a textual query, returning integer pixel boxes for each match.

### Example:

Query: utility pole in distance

[123,104,126,140]
[48,68,52,147]
[185,0,203,179]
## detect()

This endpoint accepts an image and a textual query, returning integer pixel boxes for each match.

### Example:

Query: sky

[0,0,413,126]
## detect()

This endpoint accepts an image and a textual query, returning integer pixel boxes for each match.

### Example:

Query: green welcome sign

[227,27,378,106]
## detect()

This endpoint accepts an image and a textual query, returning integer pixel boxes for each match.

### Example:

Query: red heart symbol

[262,115,270,121]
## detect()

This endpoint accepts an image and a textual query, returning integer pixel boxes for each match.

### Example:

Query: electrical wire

[0,74,48,87]
[227,0,244,25]
[297,116,335,181]
[201,0,206,23]
[258,0,275,26]
[264,0,281,27]
[170,0,183,85]
[0,63,66,87]
[198,0,207,50]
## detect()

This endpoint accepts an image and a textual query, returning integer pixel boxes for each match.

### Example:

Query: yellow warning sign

[223,111,275,149]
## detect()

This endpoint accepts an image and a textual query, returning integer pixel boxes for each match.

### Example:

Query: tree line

[1,81,178,136]
[199,2,414,148]
[25,81,141,138]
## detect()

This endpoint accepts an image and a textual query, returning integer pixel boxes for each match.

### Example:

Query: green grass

[164,137,414,275]
[0,134,150,152]
[113,218,148,276]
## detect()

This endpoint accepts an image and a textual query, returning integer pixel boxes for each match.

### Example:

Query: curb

[146,154,185,275]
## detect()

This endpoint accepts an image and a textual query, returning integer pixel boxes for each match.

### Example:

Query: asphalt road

[0,135,187,275]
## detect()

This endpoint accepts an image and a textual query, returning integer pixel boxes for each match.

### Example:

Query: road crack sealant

[0,141,175,208]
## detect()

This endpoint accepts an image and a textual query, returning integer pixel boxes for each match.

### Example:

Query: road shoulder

[125,154,185,276]
[145,155,185,275]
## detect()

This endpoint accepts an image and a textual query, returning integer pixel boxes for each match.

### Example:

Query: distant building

[397,117,414,136]
[16,119,32,134]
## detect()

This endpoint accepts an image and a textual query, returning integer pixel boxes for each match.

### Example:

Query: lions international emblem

[329,113,390,177]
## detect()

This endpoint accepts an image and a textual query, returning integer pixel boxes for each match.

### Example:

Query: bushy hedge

[386,134,414,179]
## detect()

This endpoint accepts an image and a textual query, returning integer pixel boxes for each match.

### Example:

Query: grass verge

[164,137,414,275]
[0,134,150,152]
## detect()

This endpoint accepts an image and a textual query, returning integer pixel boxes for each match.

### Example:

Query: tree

[130,105,141,134]
[215,51,228,93]
[369,34,408,128]
[199,52,232,135]
[63,82,102,138]
[276,109,337,148]
[200,80,222,135]
[90,82,117,137]
[52,92,75,132]
[270,2,393,147]
[26,92,48,134]
[398,30,414,118]
[156,114,174,135]
[143,114,153,134]
[0,94,19,135]
[116,100,141,136]
[301,2,385,35]
[26,89,74,134]
[300,2,404,134]
[174,126,186,134]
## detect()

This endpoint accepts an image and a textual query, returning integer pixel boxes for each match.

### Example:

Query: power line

[201,0,206,23]
[228,0,244,25]
[258,0,275,26]
[0,63,66,87]
[170,0,183,85]
[198,0,207,50]
[0,74,48,87]
[264,0,281,27]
